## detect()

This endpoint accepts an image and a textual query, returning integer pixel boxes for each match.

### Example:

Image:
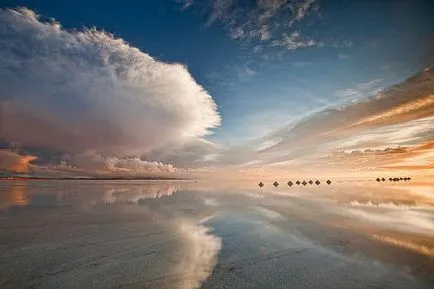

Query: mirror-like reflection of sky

[0,180,433,289]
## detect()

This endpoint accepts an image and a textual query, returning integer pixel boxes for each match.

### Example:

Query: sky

[0,0,433,179]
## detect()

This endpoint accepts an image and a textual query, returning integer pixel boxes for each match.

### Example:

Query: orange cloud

[12,155,37,172]
[353,94,434,127]
[381,141,434,171]
[0,150,37,173]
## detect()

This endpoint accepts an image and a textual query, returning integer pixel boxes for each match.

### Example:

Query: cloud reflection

[175,218,222,289]
[372,235,434,259]
[103,184,177,204]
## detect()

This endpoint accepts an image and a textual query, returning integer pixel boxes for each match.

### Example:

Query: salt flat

[0,180,433,288]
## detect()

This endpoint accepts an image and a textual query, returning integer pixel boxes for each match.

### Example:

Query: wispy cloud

[287,0,317,27]
[178,0,321,51]
[335,79,383,99]
[334,88,360,98]
[272,31,320,50]
[357,79,384,90]
[204,66,434,176]
[354,94,434,126]
[259,24,271,40]
[179,0,194,10]
[237,66,256,79]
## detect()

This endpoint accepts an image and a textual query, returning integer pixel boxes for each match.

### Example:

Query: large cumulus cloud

[0,7,220,162]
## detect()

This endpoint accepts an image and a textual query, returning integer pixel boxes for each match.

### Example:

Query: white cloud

[181,0,320,50]
[179,0,194,10]
[253,45,263,53]
[335,79,383,98]
[339,116,434,150]
[259,25,271,40]
[0,8,220,164]
[335,88,360,98]
[254,138,281,152]
[106,156,177,174]
[178,1,355,54]
[238,66,256,78]
[287,0,317,27]
[357,79,383,90]
[30,151,179,177]
[272,31,319,50]
[229,26,246,39]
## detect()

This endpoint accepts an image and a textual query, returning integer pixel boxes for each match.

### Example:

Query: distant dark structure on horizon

[378,177,412,183]
[257,179,336,188]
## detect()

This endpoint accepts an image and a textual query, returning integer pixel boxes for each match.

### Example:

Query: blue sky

[2,0,431,143]
[0,0,433,178]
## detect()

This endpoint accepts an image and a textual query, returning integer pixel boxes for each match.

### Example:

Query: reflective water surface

[0,180,433,288]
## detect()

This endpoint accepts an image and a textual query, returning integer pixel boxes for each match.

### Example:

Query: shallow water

[0,180,433,288]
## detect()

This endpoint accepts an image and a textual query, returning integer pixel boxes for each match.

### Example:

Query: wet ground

[0,180,433,288]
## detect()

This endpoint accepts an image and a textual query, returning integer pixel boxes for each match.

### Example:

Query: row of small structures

[258,180,332,188]
[259,177,412,187]
[376,177,412,182]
